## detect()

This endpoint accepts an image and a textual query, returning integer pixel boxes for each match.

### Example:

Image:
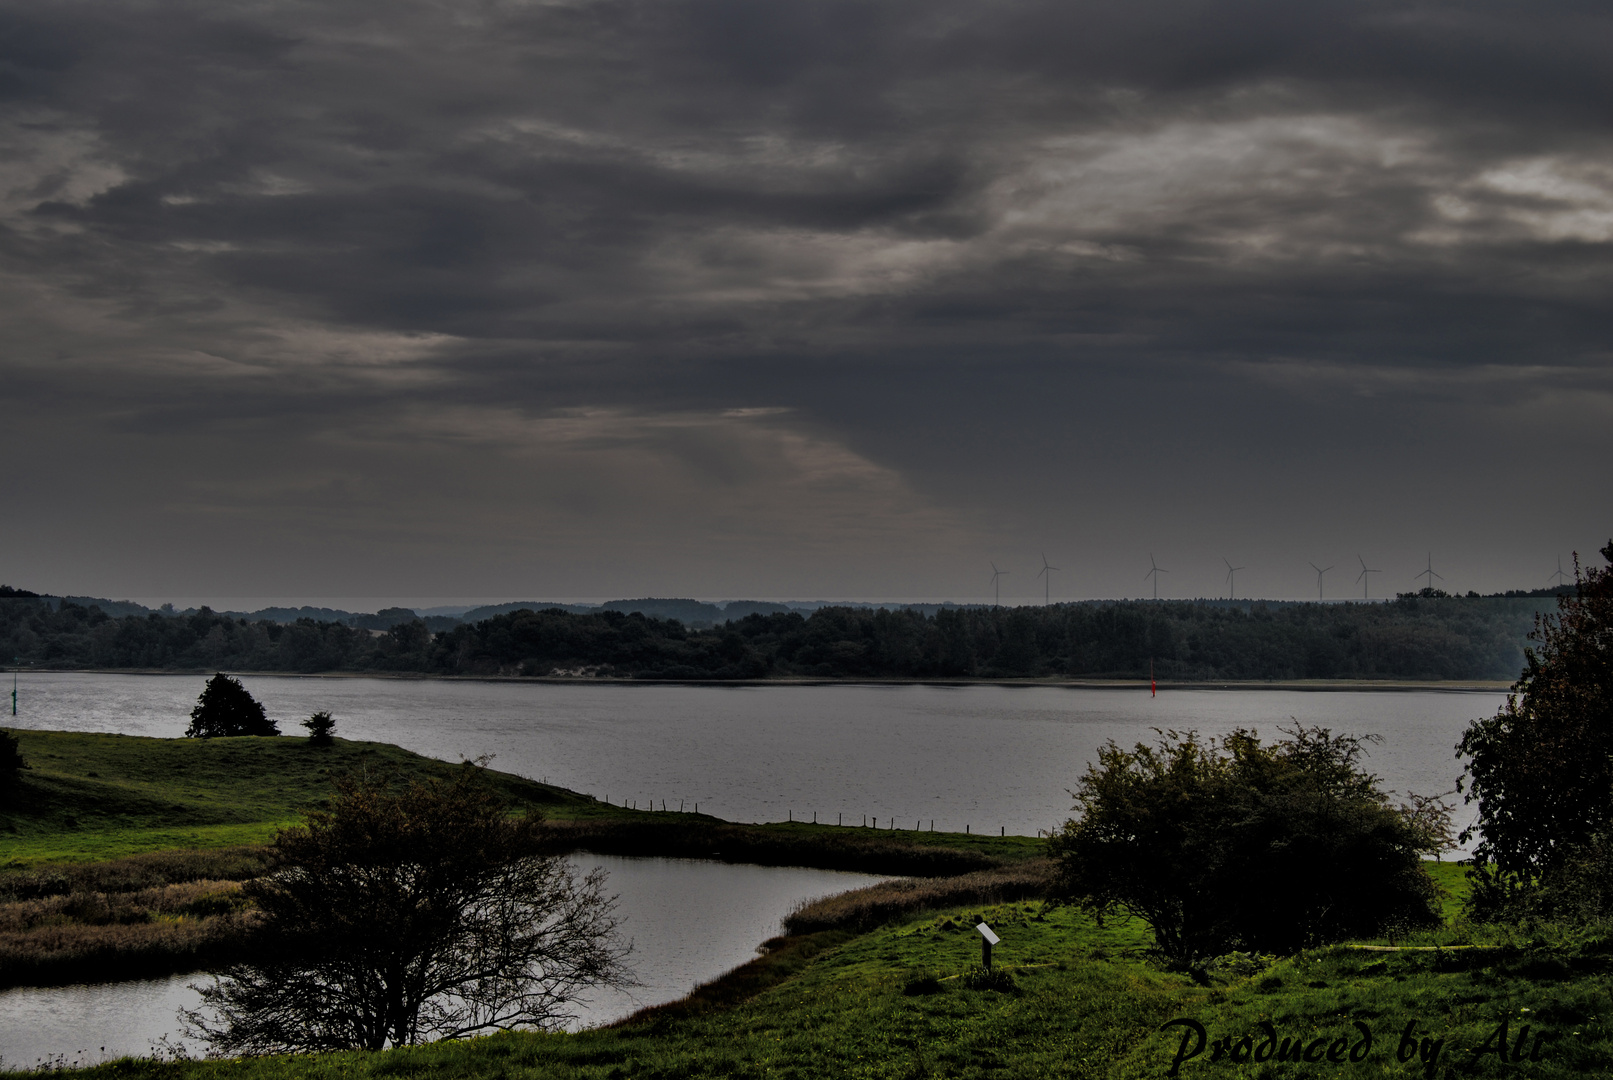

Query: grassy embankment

[0,730,1042,988]
[6,731,1612,1078]
[18,869,1613,1079]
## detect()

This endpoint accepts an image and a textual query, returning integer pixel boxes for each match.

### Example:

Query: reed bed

[0,908,262,988]
[781,859,1055,935]
[0,847,273,902]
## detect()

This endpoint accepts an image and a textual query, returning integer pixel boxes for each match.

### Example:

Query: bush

[185,674,279,738]
[1457,540,1613,919]
[301,711,336,746]
[1047,726,1450,964]
[0,728,26,801]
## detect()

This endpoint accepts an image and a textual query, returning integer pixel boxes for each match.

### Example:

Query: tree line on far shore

[0,590,1555,680]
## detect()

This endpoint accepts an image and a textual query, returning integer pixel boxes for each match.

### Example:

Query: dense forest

[0,588,1561,681]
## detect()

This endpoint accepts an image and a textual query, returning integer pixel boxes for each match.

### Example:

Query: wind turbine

[1356,554,1380,599]
[1144,555,1168,600]
[1415,551,1444,593]
[1550,555,1572,589]
[1037,553,1060,606]
[1223,558,1245,600]
[1309,561,1334,600]
[989,562,1008,608]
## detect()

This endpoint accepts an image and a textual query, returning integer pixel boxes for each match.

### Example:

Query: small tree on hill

[1457,540,1613,917]
[184,765,630,1053]
[185,673,279,738]
[301,711,337,746]
[1048,726,1450,964]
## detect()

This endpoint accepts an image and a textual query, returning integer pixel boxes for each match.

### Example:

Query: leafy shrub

[301,711,336,746]
[0,728,26,801]
[185,674,279,738]
[1048,725,1451,963]
[1458,540,1613,919]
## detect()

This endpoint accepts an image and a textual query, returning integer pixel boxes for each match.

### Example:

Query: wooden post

[982,938,992,971]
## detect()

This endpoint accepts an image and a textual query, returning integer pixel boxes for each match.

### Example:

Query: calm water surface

[0,855,885,1068]
[3,676,1506,1064]
[9,673,1504,839]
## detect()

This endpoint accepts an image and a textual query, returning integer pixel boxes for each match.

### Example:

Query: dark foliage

[185,673,278,738]
[184,765,630,1054]
[0,728,27,801]
[0,591,1554,681]
[1457,541,1613,919]
[301,711,336,746]
[1048,727,1450,964]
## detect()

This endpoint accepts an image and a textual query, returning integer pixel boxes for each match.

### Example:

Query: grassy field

[0,731,1043,989]
[1,729,627,867]
[5,731,1610,1078]
[2,730,1041,870]
[22,889,1611,1079]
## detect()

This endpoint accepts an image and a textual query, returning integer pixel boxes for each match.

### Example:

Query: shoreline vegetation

[5,730,1610,1078]
[2,590,1560,682]
[0,730,1043,990]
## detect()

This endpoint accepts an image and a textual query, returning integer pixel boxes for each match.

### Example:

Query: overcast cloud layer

[2,0,1610,604]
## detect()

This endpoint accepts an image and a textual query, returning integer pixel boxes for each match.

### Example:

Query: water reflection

[0,855,885,1069]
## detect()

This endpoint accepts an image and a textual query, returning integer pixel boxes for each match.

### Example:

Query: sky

[2,0,1610,607]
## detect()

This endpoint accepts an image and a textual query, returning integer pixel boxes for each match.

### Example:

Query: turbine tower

[1309,561,1334,600]
[989,562,1008,608]
[1223,558,1245,600]
[1144,555,1168,600]
[1037,552,1060,606]
[1415,551,1445,593]
[1356,554,1380,599]
[1550,555,1572,589]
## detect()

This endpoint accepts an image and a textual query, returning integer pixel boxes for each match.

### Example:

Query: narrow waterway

[0,854,886,1068]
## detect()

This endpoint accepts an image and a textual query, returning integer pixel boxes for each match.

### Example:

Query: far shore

[9,668,1515,692]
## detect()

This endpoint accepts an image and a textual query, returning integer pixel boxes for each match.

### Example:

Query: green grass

[6,732,1608,1078]
[1,730,624,867]
[29,895,1611,1079]
[1,730,1044,874]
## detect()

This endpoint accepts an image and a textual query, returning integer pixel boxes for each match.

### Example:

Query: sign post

[976,921,1000,970]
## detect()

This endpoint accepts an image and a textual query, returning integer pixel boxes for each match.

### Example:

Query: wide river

[3,674,1506,1065]
[8,673,1502,838]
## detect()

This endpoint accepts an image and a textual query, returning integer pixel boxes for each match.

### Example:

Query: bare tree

[184,764,632,1054]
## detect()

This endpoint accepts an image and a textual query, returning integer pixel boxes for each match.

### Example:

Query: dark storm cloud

[1,0,1610,599]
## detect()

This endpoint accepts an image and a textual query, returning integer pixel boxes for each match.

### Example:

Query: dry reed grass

[0,876,262,988]
[0,846,273,902]
[781,859,1055,935]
